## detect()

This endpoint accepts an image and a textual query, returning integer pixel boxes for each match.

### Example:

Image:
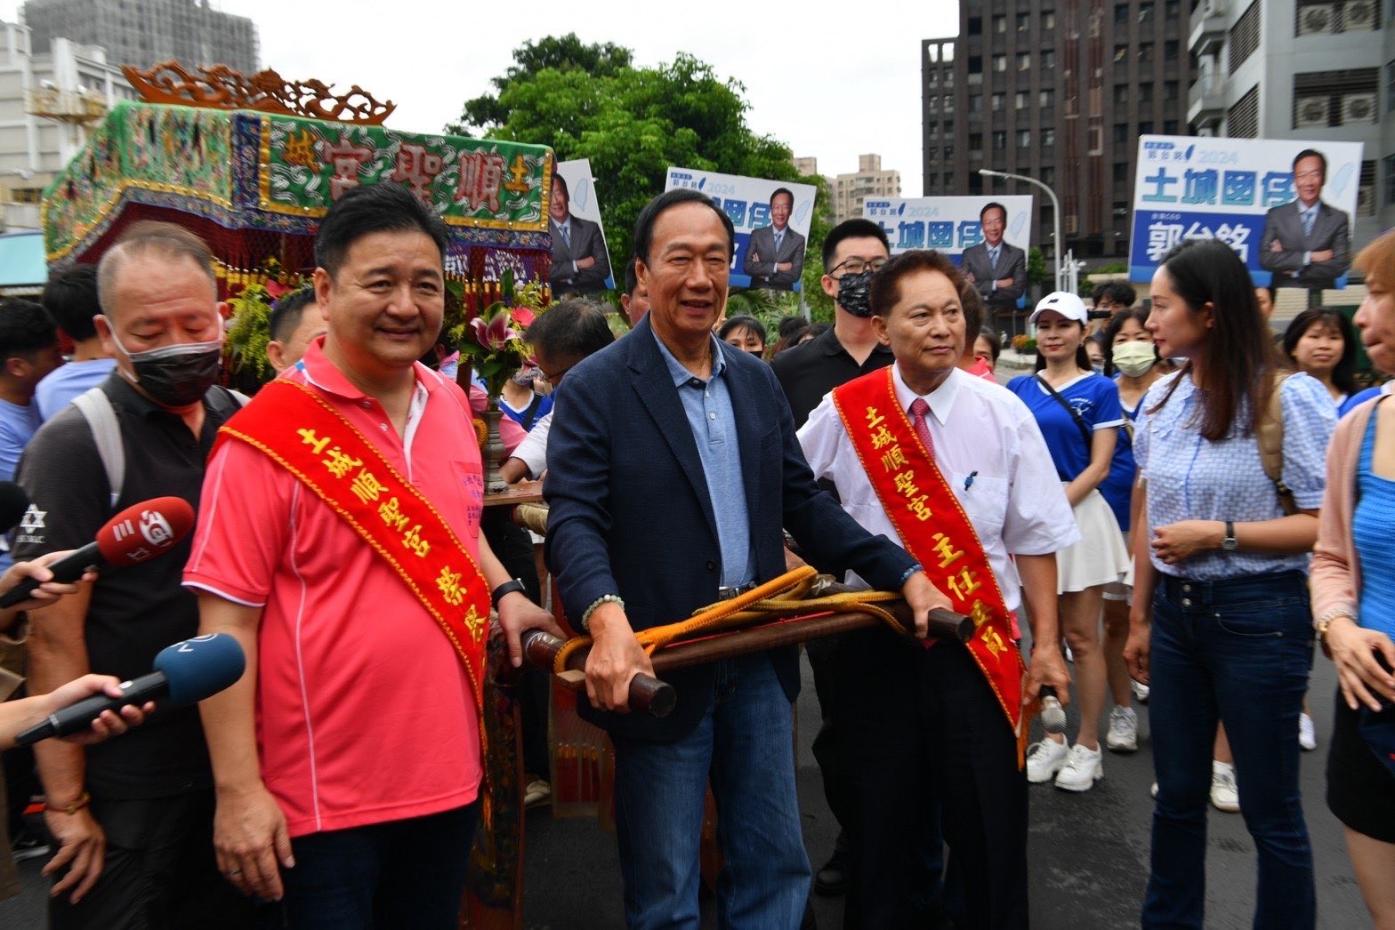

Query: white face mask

[1111,340,1157,377]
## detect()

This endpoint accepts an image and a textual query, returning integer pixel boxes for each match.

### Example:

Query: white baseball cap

[1029,291,1089,326]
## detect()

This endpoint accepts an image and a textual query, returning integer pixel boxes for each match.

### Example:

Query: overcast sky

[3,0,960,197]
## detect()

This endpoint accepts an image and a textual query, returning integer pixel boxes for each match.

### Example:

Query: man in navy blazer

[542,189,947,930]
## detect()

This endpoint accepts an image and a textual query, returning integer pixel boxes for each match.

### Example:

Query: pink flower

[511,307,536,330]
[470,313,518,351]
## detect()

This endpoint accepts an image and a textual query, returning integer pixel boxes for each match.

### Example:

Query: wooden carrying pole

[521,601,972,717]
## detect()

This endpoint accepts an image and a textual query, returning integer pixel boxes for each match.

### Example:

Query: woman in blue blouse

[1009,292,1130,793]
[1125,239,1337,930]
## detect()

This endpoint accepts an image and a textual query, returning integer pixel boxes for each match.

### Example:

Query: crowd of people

[0,178,1388,930]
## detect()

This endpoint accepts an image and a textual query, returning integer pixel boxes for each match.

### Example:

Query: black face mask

[836,271,875,318]
[118,338,224,408]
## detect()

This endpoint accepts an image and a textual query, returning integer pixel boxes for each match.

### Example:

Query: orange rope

[552,566,909,675]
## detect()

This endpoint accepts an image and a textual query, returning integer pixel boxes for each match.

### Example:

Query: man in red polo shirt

[185,183,560,929]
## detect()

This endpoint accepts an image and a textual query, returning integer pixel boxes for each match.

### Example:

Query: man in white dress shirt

[797,249,1076,930]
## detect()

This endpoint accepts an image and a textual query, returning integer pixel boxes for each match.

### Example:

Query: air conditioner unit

[1342,92,1377,123]
[1357,186,1374,216]
[1342,0,1376,29]
[1295,95,1331,128]
[1298,4,1336,34]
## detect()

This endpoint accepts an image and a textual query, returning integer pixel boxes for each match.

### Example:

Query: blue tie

[989,246,1000,271]
[1301,207,1316,238]
[560,224,571,248]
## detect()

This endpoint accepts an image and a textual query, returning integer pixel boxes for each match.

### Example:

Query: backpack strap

[1256,372,1296,515]
[1034,374,1093,452]
[72,387,124,510]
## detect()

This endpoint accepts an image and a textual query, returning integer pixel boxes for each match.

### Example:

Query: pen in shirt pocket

[964,471,978,491]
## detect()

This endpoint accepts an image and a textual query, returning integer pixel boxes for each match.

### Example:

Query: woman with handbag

[1309,228,1395,930]
[1125,238,1336,930]
[1009,291,1130,792]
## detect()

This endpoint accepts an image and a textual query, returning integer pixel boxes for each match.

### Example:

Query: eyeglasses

[830,257,889,277]
[539,364,572,386]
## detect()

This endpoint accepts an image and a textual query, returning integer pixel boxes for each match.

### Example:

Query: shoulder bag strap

[72,387,124,510]
[1034,374,1093,452]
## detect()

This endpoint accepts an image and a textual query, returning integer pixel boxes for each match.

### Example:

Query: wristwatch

[490,579,527,610]
[1220,521,1239,552]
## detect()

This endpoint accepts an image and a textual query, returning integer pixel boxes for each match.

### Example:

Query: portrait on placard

[549,159,614,295]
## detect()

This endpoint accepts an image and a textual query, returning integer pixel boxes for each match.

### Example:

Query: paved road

[0,650,1367,929]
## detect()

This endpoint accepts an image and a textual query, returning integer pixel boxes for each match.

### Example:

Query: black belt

[717,581,757,601]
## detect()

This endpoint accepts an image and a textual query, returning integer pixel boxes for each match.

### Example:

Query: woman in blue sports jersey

[1009,291,1130,793]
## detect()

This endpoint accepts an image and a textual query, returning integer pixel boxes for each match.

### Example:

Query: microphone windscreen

[153,633,246,705]
[0,481,29,533]
[95,496,195,567]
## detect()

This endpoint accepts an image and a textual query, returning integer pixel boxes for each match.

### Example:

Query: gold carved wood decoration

[121,61,396,125]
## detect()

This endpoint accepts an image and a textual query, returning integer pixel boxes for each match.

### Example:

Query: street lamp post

[978,168,1075,295]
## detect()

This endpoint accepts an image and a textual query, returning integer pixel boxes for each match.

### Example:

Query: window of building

[1040,89,1055,107]
[1043,10,1056,29]
[993,130,1007,150]
[1114,122,1130,143]
[1115,3,1130,25]
[945,144,955,160]
[994,14,1007,32]
[944,119,954,135]
[1017,13,1030,31]
[1360,160,1376,215]
[929,96,940,113]
[1292,68,1380,128]
[1114,45,1129,62]
[1042,167,1056,186]
[927,44,940,64]
[944,94,955,113]
[994,54,1007,72]
[1043,128,1056,146]
[1018,53,1032,71]
[1043,50,1056,69]
[1114,85,1130,105]
[969,94,982,113]
[927,70,939,87]
[1385,154,1395,205]
[1139,43,1154,62]
[944,70,954,87]
[1113,200,1130,218]
[967,56,981,75]
[1140,2,1154,21]
[1165,0,1179,18]
[968,15,982,35]
[927,121,938,137]
[1139,120,1154,134]
[1138,84,1154,103]
[969,132,984,152]
[992,92,1005,111]
[1016,91,1029,108]
[1018,129,1032,147]
[928,175,939,191]
[1164,119,1179,133]
[1164,40,1179,59]
[1089,124,1104,153]
[1114,162,1129,182]
[1387,61,1395,112]
[1165,80,1179,100]
[944,172,953,188]
[942,43,954,62]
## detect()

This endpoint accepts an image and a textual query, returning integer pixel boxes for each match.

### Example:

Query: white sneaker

[1026,738,1069,784]
[1054,743,1104,792]
[1299,713,1317,751]
[1211,761,1240,812]
[1106,706,1139,753]
[1131,679,1150,704]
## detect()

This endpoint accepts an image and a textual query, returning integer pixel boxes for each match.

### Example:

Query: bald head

[97,221,217,321]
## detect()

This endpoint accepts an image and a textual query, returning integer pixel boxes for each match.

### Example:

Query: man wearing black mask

[15,221,251,929]
[771,219,947,913]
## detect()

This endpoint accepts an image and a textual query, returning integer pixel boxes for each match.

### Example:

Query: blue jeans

[1142,571,1315,930]
[262,803,478,930]
[612,653,811,930]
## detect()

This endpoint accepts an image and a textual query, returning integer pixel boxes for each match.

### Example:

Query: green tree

[1026,246,1050,289]
[449,39,818,293]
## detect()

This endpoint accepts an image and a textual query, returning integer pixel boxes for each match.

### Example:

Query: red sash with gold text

[214,380,490,716]
[833,368,1025,734]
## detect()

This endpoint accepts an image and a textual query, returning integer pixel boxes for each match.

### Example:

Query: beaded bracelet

[580,594,625,632]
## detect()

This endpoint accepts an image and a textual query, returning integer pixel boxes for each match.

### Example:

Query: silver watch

[1221,520,1239,552]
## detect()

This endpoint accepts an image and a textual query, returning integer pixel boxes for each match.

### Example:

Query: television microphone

[0,496,195,609]
[13,632,245,746]
[0,482,29,533]
[1039,685,1067,735]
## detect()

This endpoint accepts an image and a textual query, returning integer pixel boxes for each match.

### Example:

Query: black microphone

[14,633,245,747]
[0,482,29,533]
[0,496,195,609]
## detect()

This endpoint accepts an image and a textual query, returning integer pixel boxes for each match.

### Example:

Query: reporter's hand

[584,605,654,713]
[214,783,294,901]
[0,551,97,612]
[1025,643,1070,707]
[42,806,104,904]
[900,571,953,639]
[39,674,155,746]
[1326,616,1395,712]
[496,592,566,668]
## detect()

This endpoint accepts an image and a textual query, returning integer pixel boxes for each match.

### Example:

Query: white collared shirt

[797,365,1078,609]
